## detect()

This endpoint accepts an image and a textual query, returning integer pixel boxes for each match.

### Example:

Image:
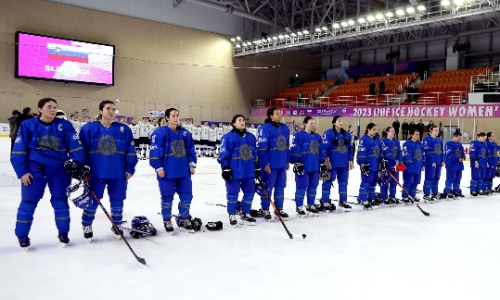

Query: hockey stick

[256,178,306,240]
[386,172,438,217]
[84,180,146,265]
[204,201,227,208]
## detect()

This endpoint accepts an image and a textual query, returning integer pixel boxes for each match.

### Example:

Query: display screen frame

[15,31,115,86]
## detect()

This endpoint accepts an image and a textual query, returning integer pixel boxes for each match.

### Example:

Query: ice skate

[82,225,93,242]
[178,218,195,233]
[296,206,307,218]
[164,220,174,235]
[305,205,319,217]
[229,214,238,227]
[445,193,456,200]
[402,198,411,205]
[370,200,380,209]
[453,192,465,198]
[423,194,434,203]
[338,201,352,212]
[318,200,336,212]
[240,213,256,226]
[363,201,372,210]
[57,233,70,247]
[274,209,289,221]
[470,191,479,198]
[478,190,485,197]
[18,237,30,251]
[111,225,123,239]
[258,208,272,222]
[389,197,400,205]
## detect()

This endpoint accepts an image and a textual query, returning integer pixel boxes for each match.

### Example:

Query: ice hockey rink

[1,137,500,300]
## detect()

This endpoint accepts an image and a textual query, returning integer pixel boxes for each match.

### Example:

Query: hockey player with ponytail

[380,126,403,205]
[443,131,466,198]
[217,114,259,226]
[469,132,488,197]
[79,100,138,240]
[150,108,198,233]
[11,98,85,248]
[257,107,290,221]
[423,125,445,202]
[320,115,354,211]
[356,123,383,210]
[401,129,425,203]
[290,116,325,217]
[485,132,498,195]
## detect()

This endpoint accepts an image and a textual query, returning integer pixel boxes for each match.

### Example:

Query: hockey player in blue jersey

[320,116,354,212]
[423,125,445,202]
[290,116,325,217]
[443,131,466,198]
[79,100,138,240]
[150,108,197,233]
[469,132,488,197]
[257,107,290,221]
[380,126,403,205]
[356,123,383,210]
[485,132,498,195]
[401,129,425,203]
[11,98,85,248]
[217,114,259,226]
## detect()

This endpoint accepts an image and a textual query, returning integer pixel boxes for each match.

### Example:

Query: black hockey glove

[64,160,90,180]
[319,161,330,181]
[360,164,370,176]
[379,159,388,176]
[254,166,261,179]
[205,221,223,231]
[221,167,233,181]
[293,162,305,175]
[191,217,202,232]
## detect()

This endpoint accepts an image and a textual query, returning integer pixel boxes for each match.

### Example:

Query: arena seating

[415,66,494,105]
[316,73,418,107]
[270,80,336,107]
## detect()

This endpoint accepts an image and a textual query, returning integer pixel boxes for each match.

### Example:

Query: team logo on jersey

[276,135,287,150]
[309,140,319,155]
[480,148,487,158]
[414,148,423,160]
[455,147,462,158]
[38,135,59,150]
[58,124,63,131]
[392,146,398,158]
[172,140,186,158]
[336,139,347,153]
[434,143,443,154]
[373,145,380,158]
[98,135,117,155]
[239,144,253,161]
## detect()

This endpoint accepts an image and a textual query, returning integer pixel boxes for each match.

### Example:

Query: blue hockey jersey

[257,122,289,169]
[423,136,444,166]
[80,122,138,179]
[444,140,465,171]
[402,139,425,174]
[382,137,403,169]
[217,130,258,179]
[357,135,382,172]
[469,140,487,168]
[11,117,85,178]
[485,140,499,169]
[322,128,353,168]
[290,131,325,172]
[149,126,197,178]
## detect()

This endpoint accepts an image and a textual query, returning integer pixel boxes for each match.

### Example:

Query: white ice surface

[1,137,500,300]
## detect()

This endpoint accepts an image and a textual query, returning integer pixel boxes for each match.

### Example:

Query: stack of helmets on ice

[131,216,157,238]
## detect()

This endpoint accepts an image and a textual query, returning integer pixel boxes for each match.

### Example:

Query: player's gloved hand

[254,166,261,179]
[319,161,330,181]
[64,160,90,180]
[360,164,370,176]
[221,167,232,181]
[293,162,305,175]
[379,159,388,176]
